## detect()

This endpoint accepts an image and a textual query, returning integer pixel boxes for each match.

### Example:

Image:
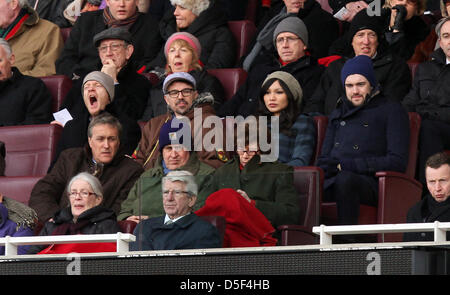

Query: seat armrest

[277,225,318,246]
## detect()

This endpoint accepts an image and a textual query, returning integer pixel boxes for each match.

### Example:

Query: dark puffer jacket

[402,48,450,123]
[27,206,121,254]
[404,194,450,242]
[147,0,236,70]
[0,67,52,126]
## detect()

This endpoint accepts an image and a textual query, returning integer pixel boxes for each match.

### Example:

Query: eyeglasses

[98,43,126,53]
[163,189,190,198]
[276,36,300,44]
[165,88,195,98]
[69,191,97,199]
[237,150,257,156]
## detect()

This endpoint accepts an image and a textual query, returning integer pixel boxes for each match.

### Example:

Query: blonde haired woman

[142,32,224,120]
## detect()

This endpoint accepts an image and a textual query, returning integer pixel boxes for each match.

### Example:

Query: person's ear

[9,53,15,66]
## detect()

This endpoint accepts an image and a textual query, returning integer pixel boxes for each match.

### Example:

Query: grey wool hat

[262,71,303,107]
[273,16,309,47]
[93,27,132,47]
[82,71,115,101]
[170,0,210,16]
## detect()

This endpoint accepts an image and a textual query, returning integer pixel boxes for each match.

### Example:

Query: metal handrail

[312,222,450,245]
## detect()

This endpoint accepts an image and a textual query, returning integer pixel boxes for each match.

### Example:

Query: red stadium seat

[1,124,62,176]
[311,116,328,165]
[118,220,138,234]
[278,166,323,245]
[227,20,257,66]
[0,176,42,205]
[207,68,248,101]
[40,75,73,112]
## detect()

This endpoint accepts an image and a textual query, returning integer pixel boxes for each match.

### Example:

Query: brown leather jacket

[134,93,229,171]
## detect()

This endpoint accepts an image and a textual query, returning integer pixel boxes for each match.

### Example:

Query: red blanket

[196,188,277,247]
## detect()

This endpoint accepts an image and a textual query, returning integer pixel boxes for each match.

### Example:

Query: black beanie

[348,9,384,44]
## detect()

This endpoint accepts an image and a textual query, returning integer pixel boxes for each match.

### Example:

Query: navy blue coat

[130,213,221,251]
[317,93,410,190]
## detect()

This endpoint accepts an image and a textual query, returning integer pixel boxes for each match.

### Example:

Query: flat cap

[93,27,132,47]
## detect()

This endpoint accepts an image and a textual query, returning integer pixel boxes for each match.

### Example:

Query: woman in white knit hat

[146,0,236,70]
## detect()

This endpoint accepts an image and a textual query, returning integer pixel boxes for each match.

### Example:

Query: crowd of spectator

[1,0,450,253]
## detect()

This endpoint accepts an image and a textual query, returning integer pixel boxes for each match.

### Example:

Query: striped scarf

[0,9,29,40]
[102,6,139,28]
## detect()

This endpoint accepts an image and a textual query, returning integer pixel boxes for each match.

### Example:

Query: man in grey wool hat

[218,15,324,117]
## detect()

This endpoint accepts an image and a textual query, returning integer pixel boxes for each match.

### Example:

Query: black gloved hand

[392,5,407,32]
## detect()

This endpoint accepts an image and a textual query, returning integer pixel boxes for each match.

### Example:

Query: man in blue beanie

[316,55,410,238]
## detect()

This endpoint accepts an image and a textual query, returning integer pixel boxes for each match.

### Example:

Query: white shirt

[164,213,190,225]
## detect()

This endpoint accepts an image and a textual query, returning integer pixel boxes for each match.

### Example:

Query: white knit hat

[170,0,210,16]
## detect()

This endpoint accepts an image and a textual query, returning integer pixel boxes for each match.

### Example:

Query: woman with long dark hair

[258,71,315,166]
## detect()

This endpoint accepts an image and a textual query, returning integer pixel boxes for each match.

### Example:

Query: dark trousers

[324,171,378,225]
[418,119,450,187]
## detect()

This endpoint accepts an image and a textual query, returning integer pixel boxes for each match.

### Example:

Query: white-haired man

[130,170,221,251]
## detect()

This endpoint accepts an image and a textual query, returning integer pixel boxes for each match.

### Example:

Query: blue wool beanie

[340,55,377,88]
[159,118,191,151]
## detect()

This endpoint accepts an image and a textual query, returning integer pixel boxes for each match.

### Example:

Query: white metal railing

[0,233,135,257]
[312,222,450,245]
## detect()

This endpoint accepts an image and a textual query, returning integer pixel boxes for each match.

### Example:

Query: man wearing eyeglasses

[130,170,221,251]
[133,71,228,171]
[218,16,324,117]
[55,0,162,80]
[57,27,150,124]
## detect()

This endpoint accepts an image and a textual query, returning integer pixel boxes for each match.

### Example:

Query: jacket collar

[332,91,385,120]
[279,55,313,70]
[422,194,450,222]
[430,48,448,65]
[52,206,116,224]
[152,212,198,229]
[83,144,129,171]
